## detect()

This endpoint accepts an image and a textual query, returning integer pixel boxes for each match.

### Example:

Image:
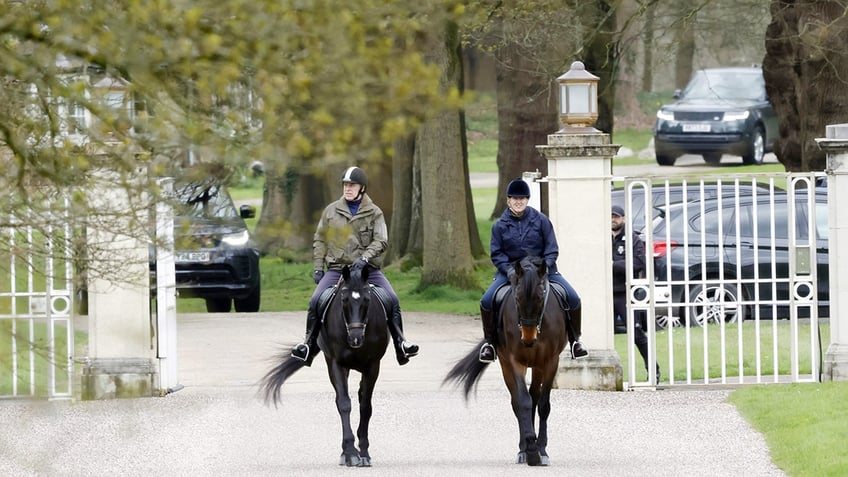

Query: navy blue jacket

[490,206,559,275]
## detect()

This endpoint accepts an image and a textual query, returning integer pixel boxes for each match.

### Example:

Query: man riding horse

[478,178,587,363]
[292,166,419,366]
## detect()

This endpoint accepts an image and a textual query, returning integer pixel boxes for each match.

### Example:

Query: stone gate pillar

[537,131,622,391]
[81,170,155,399]
[816,124,848,381]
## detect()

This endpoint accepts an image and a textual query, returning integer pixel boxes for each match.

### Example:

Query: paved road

[0,312,784,476]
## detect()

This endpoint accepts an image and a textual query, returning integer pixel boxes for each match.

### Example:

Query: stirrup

[571,341,588,359]
[292,343,309,362]
[401,341,419,358]
[479,343,496,363]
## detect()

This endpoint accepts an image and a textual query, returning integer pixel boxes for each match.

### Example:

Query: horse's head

[511,256,548,347]
[339,264,372,348]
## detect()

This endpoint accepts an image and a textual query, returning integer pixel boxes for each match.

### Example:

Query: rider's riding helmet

[506,178,531,198]
[341,166,368,192]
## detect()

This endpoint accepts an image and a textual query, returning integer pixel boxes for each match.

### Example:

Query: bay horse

[259,265,390,467]
[445,256,569,466]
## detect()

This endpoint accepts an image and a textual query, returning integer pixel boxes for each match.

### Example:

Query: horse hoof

[358,457,372,467]
[338,454,361,467]
[539,455,550,466]
[526,451,542,466]
[516,452,526,464]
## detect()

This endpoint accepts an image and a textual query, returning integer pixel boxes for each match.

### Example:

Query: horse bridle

[516,278,550,332]
[339,275,369,336]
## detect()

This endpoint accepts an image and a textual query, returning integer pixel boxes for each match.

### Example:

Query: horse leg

[500,362,539,466]
[534,366,558,466]
[327,362,361,467]
[355,361,381,467]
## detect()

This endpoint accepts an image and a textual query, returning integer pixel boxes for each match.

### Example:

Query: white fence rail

[616,172,827,388]
[1,198,75,399]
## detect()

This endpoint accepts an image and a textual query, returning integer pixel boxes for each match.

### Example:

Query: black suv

[651,188,828,326]
[653,66,778,166]
[167,181,261,313]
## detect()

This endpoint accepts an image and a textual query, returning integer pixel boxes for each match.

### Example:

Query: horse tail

[258,347,307,408]
[442,339,491,400]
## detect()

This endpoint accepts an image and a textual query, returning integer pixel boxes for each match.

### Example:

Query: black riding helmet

[506,178,530,198]
[341,166,368,191]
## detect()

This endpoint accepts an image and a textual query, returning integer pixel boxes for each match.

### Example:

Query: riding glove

[352,258,368,272]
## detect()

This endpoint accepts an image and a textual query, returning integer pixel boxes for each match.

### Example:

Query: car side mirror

[240,204,256,219]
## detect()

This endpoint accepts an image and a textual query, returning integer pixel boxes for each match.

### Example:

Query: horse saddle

[316,285,339,322]
[492,279,570,324]
[315,282,392,324]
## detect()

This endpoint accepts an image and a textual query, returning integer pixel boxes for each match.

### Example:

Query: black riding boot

[387,303,419,365]
[567,306,588,359]
[479,306,496,363]
[292,308,321,366]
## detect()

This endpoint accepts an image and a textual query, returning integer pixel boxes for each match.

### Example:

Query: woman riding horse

[478,178,586,362]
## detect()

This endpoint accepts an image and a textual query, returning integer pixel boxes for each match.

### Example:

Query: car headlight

[656,109,674,121]
[723,110,750,121]
[221,230,250,246]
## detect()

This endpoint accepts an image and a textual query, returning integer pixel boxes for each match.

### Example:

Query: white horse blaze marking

[352,291,360,299]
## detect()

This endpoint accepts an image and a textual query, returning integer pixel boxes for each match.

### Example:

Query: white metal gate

[1,198,75,399]
[616,172,826,389]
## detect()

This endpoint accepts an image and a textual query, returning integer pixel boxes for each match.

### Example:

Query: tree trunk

[418,21,476,288]
[255,166,328,259]
[492,42,559,220]
[673,1,696,89]
[387,135,421,265]
[763,0,848,171]
[583,0,618,134]
[641,2,655,93]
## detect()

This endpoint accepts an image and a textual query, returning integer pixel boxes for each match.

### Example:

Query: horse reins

[516,278,550,333]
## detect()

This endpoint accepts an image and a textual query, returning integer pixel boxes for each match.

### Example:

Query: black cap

[611,205,625,217]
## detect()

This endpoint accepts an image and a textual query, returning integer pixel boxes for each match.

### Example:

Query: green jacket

[313,193,387,271]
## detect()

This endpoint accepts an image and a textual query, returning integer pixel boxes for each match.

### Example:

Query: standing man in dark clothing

[611,205,659,382]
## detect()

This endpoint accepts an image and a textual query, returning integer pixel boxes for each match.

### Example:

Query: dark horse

[445,256,569,466]
[259,265,389,467]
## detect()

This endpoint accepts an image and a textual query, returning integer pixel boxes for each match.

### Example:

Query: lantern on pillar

[557,61,599,131]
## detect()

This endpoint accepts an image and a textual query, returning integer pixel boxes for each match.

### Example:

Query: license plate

[682,123,711,132]
[176,251,210,263]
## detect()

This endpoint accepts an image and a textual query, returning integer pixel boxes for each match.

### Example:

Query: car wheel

[655,314,681,330]
[683,282,742,327]
[206,297,232,313]
[742,127,765,165]
[234,285,261,313]
[656,154,676,166]
[703,153,722,165]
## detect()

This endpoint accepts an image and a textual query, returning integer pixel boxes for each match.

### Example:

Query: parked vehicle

[653,66,779,166]
[611,181,778,234]
[163,180,261,313]
[650,188,828,326]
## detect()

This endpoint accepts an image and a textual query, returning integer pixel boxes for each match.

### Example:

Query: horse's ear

[361,265,369,282]
[342,266,351,281]
[538,260,547,277]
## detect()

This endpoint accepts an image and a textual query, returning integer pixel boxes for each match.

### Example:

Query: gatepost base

[823,343,848,381]
[81,358,156,400]
[554,349,623,391]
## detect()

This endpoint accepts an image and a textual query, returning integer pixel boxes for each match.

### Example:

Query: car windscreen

[683,70,764,101]
[174,183,239,219]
